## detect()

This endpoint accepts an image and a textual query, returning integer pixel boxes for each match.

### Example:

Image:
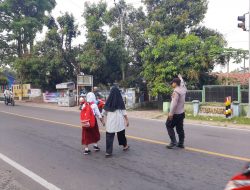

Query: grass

[186,113,250,126]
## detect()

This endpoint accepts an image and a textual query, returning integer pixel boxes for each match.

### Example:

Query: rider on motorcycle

[4,87,13,103]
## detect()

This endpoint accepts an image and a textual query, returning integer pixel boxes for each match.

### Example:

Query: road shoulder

[0,159,45,190]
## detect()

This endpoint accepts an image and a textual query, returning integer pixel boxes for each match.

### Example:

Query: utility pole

[114,0,126,81]
[114,0,124,41]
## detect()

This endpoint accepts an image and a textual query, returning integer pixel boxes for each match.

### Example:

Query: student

[103,86,129,157]
[81,92,105,155]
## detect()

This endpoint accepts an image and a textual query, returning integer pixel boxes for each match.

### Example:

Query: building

[216,73,250,86]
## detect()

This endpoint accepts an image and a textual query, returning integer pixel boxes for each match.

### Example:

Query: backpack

[80,102,96,128]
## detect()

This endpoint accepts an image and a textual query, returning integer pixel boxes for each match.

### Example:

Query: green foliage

[0,0,56,57]
[144,0,208,37]
[0,75,8,85]
[13,12,79,91]
[79,2,107,77]
[105,0,148,85]
[57,13,79,51]
[142,34,225,95]
[1,0,234,94]
[141,0,228,96]
[218,47,249,66]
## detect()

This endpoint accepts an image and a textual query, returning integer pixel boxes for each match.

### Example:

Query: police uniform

[166,78,187,148]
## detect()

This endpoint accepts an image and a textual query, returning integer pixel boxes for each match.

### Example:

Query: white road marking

[0,153,61,190]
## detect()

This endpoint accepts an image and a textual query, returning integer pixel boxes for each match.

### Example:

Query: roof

[215,73,250,85]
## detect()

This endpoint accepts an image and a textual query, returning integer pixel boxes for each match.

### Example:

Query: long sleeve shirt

[169,85,187,115]
[102,110,127,133]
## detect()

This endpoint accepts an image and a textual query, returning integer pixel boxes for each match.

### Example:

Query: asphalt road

[0,102,250,190]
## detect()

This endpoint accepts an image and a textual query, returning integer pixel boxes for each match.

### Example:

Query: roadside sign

[76,75,93,105]
[77,75,93,86]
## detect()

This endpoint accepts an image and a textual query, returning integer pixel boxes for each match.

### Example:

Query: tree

[189,27,226,87]
[0,75,8,85]
[0,34,16,66]
[0,0,56,58]
[14,13,79,91]
[141,34,225,95]
[57,13,80,77]
[144,0,208,38]
[79,2,108,84]
[102,40,128,84]
[105,0,148,85]
[140,0,229,95]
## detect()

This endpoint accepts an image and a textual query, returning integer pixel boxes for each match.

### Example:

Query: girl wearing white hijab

[81,92,105,155]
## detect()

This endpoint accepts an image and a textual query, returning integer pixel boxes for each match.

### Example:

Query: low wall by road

[187,103,249,117]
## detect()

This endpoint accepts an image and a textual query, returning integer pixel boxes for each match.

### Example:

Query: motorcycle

[224,163,250,190]
[4,96,15,106]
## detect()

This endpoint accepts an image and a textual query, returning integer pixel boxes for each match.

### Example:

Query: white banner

[43,92,59,103]
[29,89,42,98]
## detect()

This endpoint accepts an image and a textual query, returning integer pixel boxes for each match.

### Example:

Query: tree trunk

[121,65,126,81]
[17,35,22,58]
[30,40,34,54]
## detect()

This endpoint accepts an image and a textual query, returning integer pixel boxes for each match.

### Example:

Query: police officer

[166,75,187,149]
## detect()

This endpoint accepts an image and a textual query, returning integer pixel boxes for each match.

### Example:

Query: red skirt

[81,119,100,145]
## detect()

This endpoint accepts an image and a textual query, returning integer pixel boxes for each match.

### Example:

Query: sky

[47,0,250,72]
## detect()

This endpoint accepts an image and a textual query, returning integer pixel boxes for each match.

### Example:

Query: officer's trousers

[166,113,185,145]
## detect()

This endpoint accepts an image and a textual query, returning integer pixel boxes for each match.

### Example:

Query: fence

[187,85,249,103]
[186,90,202,102]
[241,90,249,103]
[204,85,239,103]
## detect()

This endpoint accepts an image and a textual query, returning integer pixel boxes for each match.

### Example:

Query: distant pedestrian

[103,86,130,157]
[93,86,103,99]
[166,75,187,149]
[81,92,105,155]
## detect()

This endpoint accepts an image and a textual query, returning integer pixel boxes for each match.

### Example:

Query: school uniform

[103,86,129,155]
[103,110,127,154]
[81,93,102,146]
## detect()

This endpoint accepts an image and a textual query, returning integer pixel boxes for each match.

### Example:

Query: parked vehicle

[225,163,250,190]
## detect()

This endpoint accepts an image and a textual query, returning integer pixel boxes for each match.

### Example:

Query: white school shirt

[104,110,127,133]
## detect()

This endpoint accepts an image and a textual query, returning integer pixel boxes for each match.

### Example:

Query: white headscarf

[86,92,97,103]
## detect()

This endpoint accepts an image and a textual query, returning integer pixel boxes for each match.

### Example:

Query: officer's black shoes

[166,143,185,149]
[166,143,177,149]
[177,144,185,149]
